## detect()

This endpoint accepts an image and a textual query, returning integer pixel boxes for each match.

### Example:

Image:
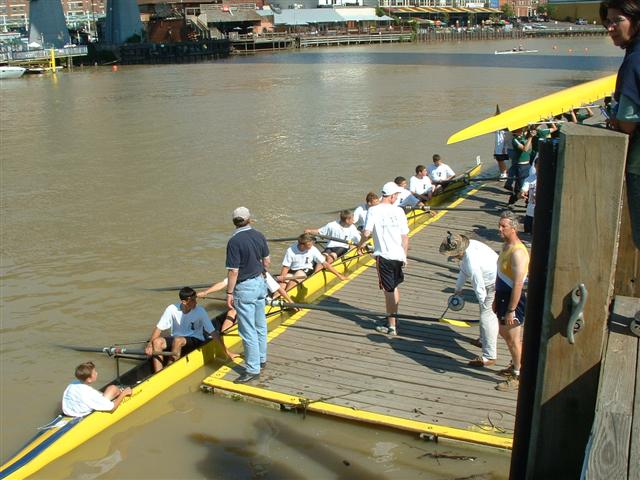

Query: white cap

[381,182,403,197]
[232,206,251,221]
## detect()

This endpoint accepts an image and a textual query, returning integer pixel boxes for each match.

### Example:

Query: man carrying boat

[145,286,216,373]
[305,210,361,263]
[357,182,409,337]
[508,128,534,206]
[225,206,270,384]
[62,361,132,417]
[278,233,346,291]
[439,232,499,368]
[493,211,530,391]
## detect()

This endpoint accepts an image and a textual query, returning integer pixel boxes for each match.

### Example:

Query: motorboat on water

[0,66,26,79]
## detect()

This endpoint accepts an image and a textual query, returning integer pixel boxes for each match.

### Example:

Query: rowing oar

[270,300,476,327]
[59,345,175,357]
[146,283,211,292]
[406,255,458,272]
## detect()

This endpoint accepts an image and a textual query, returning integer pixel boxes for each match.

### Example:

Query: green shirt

[512,135,531,164]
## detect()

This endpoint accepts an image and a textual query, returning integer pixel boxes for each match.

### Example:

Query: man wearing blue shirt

[225,207,270,384]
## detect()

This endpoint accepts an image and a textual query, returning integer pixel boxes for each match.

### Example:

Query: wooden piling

[510,124,630,478]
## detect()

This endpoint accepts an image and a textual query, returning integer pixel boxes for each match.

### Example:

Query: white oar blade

[447,74,617,145]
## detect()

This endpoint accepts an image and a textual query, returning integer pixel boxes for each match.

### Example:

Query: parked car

[575,18,588,25]
[531,23,548,29]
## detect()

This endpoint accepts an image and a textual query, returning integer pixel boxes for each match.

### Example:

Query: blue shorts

[495,289,526,325]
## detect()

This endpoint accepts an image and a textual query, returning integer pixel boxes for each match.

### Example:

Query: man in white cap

[357,182,409,336]
[439,231,499,368]
[225,206,270,384]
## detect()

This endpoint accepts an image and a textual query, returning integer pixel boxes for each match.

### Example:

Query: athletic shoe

[499,172,509,180]
[495,375,519,391]
[375,325,397,336]
[468,357,496,368]
[497,363,514,377]
[234,372,260,384]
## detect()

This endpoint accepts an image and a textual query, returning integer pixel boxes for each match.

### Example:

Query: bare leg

[168,337,186,366]
[103,385,121,400]
[219,312,239,360]
[497,159,508,175]
[499,324,523,371]
[150,337,168,373]
[384,288,400,329]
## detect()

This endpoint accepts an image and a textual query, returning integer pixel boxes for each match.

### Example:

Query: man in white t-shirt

[305,210,361,263]
[427,154,456,192]
[393,176,423,210]
[145,286,215,372]
[357,182,409,336]
[278,233,346,291]
[62,361,132,417]
[409,165,434,203]
[353,192,380,230]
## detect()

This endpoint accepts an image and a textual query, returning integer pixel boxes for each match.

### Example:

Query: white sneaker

[499,172,508,180]
[375,325,397,336]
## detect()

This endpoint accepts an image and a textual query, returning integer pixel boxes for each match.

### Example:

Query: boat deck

[202,182,526,449]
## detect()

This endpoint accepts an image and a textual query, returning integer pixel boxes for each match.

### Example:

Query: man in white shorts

[278,233,346,291]
[357,182,409,336]
[62,361,132,417]
[145,286,215,372]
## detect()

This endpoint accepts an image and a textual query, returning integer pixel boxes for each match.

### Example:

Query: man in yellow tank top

[493,211,530,392]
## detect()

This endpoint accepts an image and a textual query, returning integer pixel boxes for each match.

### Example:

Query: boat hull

[0,67,26,79]
[1,161,481,479]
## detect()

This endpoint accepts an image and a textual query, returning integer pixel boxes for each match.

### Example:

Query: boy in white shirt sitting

[62,361,132,417]
[278,233,346,290]
[305,210,361,263]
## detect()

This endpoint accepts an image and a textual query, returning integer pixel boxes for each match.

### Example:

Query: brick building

[0,0,105,29]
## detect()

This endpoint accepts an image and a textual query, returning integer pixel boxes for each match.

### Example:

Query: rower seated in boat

[145,287,216,372]
[393,176,424,209]
[353,192,380,231]
[409,165,434,203]
[305,210,361,263]
[427,154,456,193]
[278,233,346,290]
[62,361,132,417]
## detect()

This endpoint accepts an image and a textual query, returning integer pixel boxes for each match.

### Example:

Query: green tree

[501,3,515,18]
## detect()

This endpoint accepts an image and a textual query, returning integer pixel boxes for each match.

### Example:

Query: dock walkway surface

[202,182,525,449]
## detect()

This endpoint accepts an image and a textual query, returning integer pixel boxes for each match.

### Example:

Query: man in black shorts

[357,182,409,336]
[145,287,216,372]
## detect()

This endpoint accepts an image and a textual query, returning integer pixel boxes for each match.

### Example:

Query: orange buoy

[112,65,118,72]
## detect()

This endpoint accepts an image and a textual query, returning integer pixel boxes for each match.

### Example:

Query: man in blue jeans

[225,206,270,384]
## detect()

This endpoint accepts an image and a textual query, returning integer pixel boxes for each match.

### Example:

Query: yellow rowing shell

[0,162,481,479]
[447,74,617,145]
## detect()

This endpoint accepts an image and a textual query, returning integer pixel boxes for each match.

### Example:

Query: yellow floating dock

[202,182,522,450]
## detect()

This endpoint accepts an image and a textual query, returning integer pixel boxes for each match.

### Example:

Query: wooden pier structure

[202,181,521,449]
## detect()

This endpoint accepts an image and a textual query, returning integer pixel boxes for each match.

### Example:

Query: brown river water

[1,36,621,478]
